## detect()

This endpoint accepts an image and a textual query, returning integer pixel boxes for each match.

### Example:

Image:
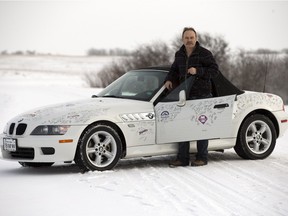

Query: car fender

[232,92,284,137]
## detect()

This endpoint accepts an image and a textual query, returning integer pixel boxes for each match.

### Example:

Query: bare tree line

[229,50,288,103]
[85,33,288,103]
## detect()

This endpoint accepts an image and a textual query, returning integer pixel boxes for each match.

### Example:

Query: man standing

[165,27,219,167]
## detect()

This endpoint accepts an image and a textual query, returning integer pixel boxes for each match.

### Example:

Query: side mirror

[177,90,186,107]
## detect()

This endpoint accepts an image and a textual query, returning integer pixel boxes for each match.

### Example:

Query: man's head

[182,27,197,50]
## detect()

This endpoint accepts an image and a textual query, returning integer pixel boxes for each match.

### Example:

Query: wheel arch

[76,120,127,159]
[238,109,279,138]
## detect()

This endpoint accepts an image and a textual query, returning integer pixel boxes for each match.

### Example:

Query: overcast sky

[0,0,287,55]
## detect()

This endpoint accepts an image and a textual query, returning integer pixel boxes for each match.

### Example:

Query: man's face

[182,30,197,50]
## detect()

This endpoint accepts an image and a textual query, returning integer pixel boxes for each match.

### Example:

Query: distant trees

[0,50,25,55]
[2,33,286,103]
[88,33,230,88]
[1,50,8,55]
[230,50,273,92]
[86,48,130,56]
[85,41,172,87]
[228,50,287,103]
[1,50,38,55]
[85,32,288,103]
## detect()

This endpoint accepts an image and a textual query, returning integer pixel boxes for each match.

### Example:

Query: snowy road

[0,56,288,216]
[1,145,288,216]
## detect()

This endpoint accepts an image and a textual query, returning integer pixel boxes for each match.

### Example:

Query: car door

[155,89,236,144]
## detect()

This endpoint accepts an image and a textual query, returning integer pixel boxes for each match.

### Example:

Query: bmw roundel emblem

[198,115,208,124]
[161,111,169,119]
[147,113,154,119]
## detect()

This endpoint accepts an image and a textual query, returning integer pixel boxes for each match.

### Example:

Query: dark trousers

[177,94,211,163]
[177,140,208,163]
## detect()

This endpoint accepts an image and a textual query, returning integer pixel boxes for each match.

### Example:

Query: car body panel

[232,92,288,137]
[155,95,236,143]
[1,68,287,166]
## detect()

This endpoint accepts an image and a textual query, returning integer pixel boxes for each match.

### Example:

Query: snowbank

[0,56,287,216]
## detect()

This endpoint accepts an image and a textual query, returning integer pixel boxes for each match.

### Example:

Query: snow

[0,55,288,216]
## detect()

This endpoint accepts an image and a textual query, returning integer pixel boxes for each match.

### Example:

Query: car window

[160,76,194,102]
[97,70,166,101]
[121,74,159,96]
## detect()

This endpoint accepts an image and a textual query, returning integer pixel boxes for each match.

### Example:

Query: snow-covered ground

[0,55,288,216]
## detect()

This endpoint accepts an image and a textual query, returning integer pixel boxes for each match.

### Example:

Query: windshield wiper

[92,95,122,99]
[101,95,122,98]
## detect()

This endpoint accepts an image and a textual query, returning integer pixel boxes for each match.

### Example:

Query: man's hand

[164,80,173,90]
[187,67,197,75]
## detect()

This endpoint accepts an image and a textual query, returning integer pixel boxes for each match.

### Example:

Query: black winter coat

[165,41,219,98]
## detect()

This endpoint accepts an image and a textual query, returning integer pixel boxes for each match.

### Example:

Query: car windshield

[97,70,167,101]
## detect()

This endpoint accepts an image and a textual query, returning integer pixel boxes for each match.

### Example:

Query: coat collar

[179,41,201,56]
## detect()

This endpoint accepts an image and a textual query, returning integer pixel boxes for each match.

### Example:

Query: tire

[19,162,54,167]
[234,114,276,159]
[74,124,122,172]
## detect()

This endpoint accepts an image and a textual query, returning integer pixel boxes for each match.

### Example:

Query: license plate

[3,138,17,152]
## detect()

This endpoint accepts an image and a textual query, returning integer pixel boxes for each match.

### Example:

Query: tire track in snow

[137,165,200,215]
[209,152,288,195]
[217,159,288,196]
[164,165,284,216]
[120,165,195,215]
[151,167,218,215]
[118,161,240,215]
[135,153,288,215]
[77,153,288,215]
[158,167,243,216]
[207,155,288,215]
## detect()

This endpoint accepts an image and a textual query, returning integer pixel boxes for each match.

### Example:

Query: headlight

[30,125,70,135]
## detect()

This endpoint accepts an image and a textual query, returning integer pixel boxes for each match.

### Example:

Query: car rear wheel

[234,114,276,159]
[75,124,122,172]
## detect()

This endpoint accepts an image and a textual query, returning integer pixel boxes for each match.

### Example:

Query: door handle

[214,103,229,109]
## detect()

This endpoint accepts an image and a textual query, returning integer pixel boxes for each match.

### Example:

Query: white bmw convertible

[1,67,288,172]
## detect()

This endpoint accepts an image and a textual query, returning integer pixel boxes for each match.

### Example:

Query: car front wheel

[75,124,122,172]
[234,114,276,159]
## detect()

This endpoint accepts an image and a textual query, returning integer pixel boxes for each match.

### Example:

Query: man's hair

[182,27,197,38]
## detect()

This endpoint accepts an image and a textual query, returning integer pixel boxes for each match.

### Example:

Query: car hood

[10,98,146,125]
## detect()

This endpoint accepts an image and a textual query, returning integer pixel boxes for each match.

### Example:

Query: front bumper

[0,125,85,162]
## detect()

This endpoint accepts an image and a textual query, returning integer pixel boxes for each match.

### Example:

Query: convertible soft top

[142,66,244,97]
